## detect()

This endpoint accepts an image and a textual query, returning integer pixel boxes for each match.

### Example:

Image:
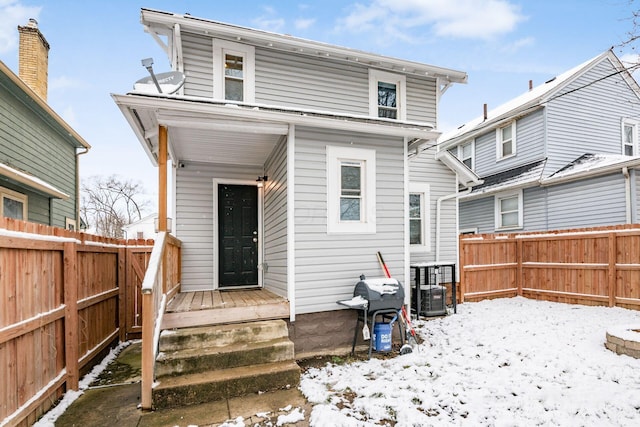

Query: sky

[33,297,640,425]
[1,0,640,213]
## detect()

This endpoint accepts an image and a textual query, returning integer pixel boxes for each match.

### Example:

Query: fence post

[516,237,523,296]
[63,241,79,390]
[608,233,616,307]
[118,247,127,342]
[459,234,465,303]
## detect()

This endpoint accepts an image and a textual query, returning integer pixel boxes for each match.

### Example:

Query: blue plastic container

[373,322,392,352]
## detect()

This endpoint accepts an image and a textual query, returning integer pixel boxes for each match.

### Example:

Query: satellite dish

[133,71,186,94]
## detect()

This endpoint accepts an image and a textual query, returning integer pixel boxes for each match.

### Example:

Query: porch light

[256,175,268,182]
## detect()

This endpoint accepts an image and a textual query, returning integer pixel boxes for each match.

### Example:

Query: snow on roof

[441,51,610,144]
[463,159,546,198]
[545,153,640,181]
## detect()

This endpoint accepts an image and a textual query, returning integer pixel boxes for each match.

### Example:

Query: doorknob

[253,237,258,243]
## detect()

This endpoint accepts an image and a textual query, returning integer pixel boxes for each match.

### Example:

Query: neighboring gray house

[0,20,90,229]
[439,49,640,234]
[113,9,467,348]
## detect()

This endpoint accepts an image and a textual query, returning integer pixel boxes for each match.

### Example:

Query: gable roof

[0,60,90,150]
[439,50,640,149]
[140,8,467,86]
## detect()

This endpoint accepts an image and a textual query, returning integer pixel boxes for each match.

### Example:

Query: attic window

[369,69,406,120]
[497,122,516,160]
[213,39,255,102]
[622,119,639,156]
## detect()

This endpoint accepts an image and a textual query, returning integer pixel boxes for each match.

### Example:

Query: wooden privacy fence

[0,218,156,427]
[459,224,640,310]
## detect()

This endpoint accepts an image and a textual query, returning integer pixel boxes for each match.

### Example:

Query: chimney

[18,18,50,101]
[483,103,488,121]
[529,79,533,91]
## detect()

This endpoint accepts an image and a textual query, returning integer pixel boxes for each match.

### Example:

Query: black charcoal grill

[342,276,406,358]
[353,277,405,311]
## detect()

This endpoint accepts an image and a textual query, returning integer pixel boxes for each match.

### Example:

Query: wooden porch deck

[161,288,290,330]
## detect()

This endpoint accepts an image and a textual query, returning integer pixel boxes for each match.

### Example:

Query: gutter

[76,147,90,228]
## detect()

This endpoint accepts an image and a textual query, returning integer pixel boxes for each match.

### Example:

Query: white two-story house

[113,8,468,353]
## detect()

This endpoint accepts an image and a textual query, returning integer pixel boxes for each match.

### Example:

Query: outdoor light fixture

[141,57,162,93]
[256,175,268,182]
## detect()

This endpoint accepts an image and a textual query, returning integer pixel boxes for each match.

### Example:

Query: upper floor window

[213,40,255,103]
[369,69,406,120]
[1,187,27,220]
[458,140,475,169]
[622,119,639,156]
[497,122,516,159]
[409,182,430,252]
[495,190,522,230]
[327,146,376,234]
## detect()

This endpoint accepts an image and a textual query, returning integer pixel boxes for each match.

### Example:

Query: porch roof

[111,92,441,167]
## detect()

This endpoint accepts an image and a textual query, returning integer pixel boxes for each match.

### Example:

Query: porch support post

[287,124,296,321]
[158,125,168,232]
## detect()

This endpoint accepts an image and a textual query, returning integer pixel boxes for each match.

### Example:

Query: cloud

[500,36,535,53]
[337,0,526,42]
[252,6,285,33]
[0,0,41,54]
[294,18,315,30]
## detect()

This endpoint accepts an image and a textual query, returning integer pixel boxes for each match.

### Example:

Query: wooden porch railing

[140,231,182,410]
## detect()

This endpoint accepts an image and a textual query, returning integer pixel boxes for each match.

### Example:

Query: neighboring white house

[113,8,469,352]
[440,49,640,234]
[121,213,158,240]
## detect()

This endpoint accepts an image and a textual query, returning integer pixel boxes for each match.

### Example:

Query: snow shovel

[376,251,419,354]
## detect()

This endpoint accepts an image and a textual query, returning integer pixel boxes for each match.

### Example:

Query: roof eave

[541,158,640,186]
[140,8,467,84]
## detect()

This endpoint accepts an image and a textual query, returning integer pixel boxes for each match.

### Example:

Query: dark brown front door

[218,184,259,287]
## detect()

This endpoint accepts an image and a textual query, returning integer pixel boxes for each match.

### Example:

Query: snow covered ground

[300,297,640,426]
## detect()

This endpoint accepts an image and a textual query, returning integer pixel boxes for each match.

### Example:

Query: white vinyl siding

[180,32,437,121]
[473,109,545,177]
[175,162,263,291]
[263,138,288,298]
[409,144,457,264]
[294,127,404,314]
[545,58,640,174]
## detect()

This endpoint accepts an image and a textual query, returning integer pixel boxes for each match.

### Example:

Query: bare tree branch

[81,175,151,238]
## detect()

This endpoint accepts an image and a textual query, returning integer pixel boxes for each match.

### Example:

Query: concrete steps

[153,319,300,409]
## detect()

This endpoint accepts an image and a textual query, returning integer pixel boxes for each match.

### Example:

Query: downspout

[75,147,89,229]
[623,166,631,223]
[436,183,471,263]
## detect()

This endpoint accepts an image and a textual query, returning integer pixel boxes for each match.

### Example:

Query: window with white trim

[458,140,475,169]
[622,119,639,155]
[495,190,523,230]
[369,69,406,120]
[327,146,376,234]
[497,122,516,159]
[213,40,255,103]
[1,187,27,220]
[409,182,430,252]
